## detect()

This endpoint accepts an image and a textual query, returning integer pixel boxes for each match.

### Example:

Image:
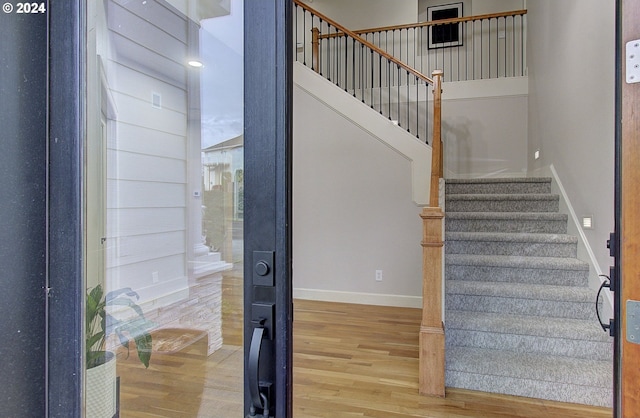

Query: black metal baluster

[512,16,515,77]
[465,21,469,81]
[521,15,524,76]
[503,17,506,77]
[449,23,452,81]
[419,26,423,74]
[370,48,374,108]
[472,20,475,80]
[406,70,410,132]
[360,42,364,102]
[488,19,491,78]
[352,37,355,96]
[379,54,382,114]
[415,76,419,139]
[397,65,400,126]
[481,20,484,79]
[425,80,429,143]
[387,60,391,120]
[497,17,500,78]
[344,34,348,91]
[318,18,323,75]
[303,10,307,66]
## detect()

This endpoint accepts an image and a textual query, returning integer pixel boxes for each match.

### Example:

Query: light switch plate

[626,40,640,84]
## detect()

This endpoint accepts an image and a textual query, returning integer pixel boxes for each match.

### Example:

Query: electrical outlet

[375,270,383,281]
[152,271,159,284]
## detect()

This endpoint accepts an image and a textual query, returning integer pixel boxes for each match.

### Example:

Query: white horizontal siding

[107,180,186,208]
[108,1,187,65]
[112,123,187,160]
[106,253,186,297]
[108,207,185,237]
[112,0,188,43]
[112,62,187,113]
[109,150,186,183]
[112,92,186,136]
[109,230,185,268]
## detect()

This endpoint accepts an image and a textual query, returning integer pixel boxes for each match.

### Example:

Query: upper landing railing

[321,10,528,83]
[293,0,442,148]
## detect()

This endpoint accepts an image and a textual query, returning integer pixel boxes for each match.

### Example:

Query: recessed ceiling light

[188,60,204,68]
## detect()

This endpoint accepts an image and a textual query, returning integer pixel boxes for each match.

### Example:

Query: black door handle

[248,324,269,416]
[596,274,615,336]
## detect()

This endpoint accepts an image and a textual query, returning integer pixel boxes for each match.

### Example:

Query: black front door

[0,1,293,417]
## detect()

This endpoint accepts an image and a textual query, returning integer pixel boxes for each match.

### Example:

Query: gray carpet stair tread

[446,178,553,184]
[446,231,577,244]
[446,310,611,342]
[446,254,589,270]
[446,212,568,221]
[446,346,611,388]
[446,280,595,302]
[446,193,558,201]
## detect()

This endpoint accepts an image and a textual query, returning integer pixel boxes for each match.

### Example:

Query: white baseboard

[293,288,422,309]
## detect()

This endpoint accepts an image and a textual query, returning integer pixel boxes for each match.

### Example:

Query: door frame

[618,1,640,417]
[46,1,85,416]
[244,1,294,417]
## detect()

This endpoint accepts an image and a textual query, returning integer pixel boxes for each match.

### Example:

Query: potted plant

[86,284,154,418]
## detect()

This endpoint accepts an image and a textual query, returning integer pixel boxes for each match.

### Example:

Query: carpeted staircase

[444,177,613,407]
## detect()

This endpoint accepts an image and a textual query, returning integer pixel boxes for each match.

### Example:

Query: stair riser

[446,199,559,213]
[446,183,551,195]
[446,219,567,234]
[446,241,577,258]
[446,330,613,361]
[445,372,612,407]
[446,265,589,287]
[446,295,594,320]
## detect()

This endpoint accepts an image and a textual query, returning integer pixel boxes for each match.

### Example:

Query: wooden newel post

[419,69,445,397]
[419,207,445,397]
[311,27,320,73]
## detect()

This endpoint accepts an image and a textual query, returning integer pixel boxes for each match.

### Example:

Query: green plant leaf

[86,285,154,369]
[135,333,152,368]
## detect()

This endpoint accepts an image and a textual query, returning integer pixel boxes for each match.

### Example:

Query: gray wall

[293,84,424,306]
[527,0,615,274]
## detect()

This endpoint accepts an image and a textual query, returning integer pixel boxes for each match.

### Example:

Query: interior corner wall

[304,0,417,30]
[442,92,528,178]
[527,0,615,275]
[293,85,423,306]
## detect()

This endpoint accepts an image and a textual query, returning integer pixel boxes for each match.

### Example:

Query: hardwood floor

[293,299,612,418]
[117,275,613,417]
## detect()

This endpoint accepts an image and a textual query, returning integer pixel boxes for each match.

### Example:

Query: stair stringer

[293,62,432,206]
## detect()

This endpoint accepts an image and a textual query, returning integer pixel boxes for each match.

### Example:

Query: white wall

[293,84,424,307]
[304,0,417,29]
[527,0,615,276]
[418,0,525,18]
[442,87,528,178]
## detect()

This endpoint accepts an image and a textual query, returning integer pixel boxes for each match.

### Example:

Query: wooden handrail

[319,9,527,39]
[429,70,443,208]
[293,0,434,85]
